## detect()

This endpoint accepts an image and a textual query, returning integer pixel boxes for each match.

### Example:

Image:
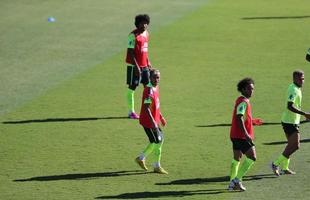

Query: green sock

[143,143,155,157]
[230,159,240,181]
[236,158,255,180]
[127,89,135,113]
[154,143,163,164]
[274,154,288,166]
[282,158,290,170]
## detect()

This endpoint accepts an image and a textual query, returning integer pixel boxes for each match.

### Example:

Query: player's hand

[304,112,310,120]
[160,117,167,127]
[252,118,263,126]
[134,66,141,77]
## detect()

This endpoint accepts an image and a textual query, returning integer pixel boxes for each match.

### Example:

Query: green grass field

[1,0,310,199]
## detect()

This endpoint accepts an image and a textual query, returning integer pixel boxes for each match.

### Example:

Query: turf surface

[1,0,310,199]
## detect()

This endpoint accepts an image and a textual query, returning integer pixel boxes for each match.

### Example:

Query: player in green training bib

[271,70,310,176]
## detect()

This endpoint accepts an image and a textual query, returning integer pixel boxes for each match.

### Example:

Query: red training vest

[125,29,149,68]
[230,96,254,139]
[139,85,160,128]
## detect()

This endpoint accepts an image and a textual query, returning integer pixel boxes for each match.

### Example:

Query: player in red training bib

[135,69,168,174]
[228,78,256,192]
[125,14,152,119]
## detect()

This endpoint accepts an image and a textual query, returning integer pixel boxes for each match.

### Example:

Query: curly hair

[135,14,150,28]
[237,78,254,92]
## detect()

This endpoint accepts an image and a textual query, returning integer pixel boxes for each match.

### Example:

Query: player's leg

[153,129,168,174]
[272,123,299,175]
[135,127,157,171]
[127,66,140,119]
[228,139,242,191]
[228,150,241,191]
[283,131,300,158]
[236,146,256,180]
[280,131,299,174]
[230,145,242,181]
[231,140,255,191]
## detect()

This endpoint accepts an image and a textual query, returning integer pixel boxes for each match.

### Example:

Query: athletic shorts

[231,138,254,154]
[306,54,310,62]
[143,127,164,144]
[126,66,150,86]
[281,122,299,136]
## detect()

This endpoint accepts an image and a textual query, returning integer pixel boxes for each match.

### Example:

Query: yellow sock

[230,159,240,181]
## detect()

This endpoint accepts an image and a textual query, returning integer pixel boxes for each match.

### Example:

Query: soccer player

[306,48,310,62]
[135,69,168,174]
[125,14,152,119]
[271,70,310,176]
[228,78,256,192]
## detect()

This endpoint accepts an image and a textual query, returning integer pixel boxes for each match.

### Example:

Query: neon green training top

[281,83,302,124]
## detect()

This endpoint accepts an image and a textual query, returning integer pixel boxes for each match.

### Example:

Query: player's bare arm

[236,114,253,143]
[287,102,310,119]
[128,48,141,75]
[160,113,166,127]
[144,103,158,129]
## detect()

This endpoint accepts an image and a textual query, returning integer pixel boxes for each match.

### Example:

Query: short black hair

[135,14,150,28]
[237,78,254,92]
[293,70,304,78]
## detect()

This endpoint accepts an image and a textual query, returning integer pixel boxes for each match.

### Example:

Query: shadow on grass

[96,174,276,199]
[156,176,229,185]
[264,138,310,145]
[196,122,280,128]
[156,173,276,186]
[2,116,128,124]
[196,120,309,128]
[95,189,229,199]
[244,174,278,181]
[241,15,310,20]
[14,170,147,182]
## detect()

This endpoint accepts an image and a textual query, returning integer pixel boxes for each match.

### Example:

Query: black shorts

[231,138,254,154]
[281,122,299,136]
[143,127,164,144]
[126,66,150,86]
[306,53,310,62]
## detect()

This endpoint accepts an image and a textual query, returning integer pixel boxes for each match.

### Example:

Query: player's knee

[249,156,256,162]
